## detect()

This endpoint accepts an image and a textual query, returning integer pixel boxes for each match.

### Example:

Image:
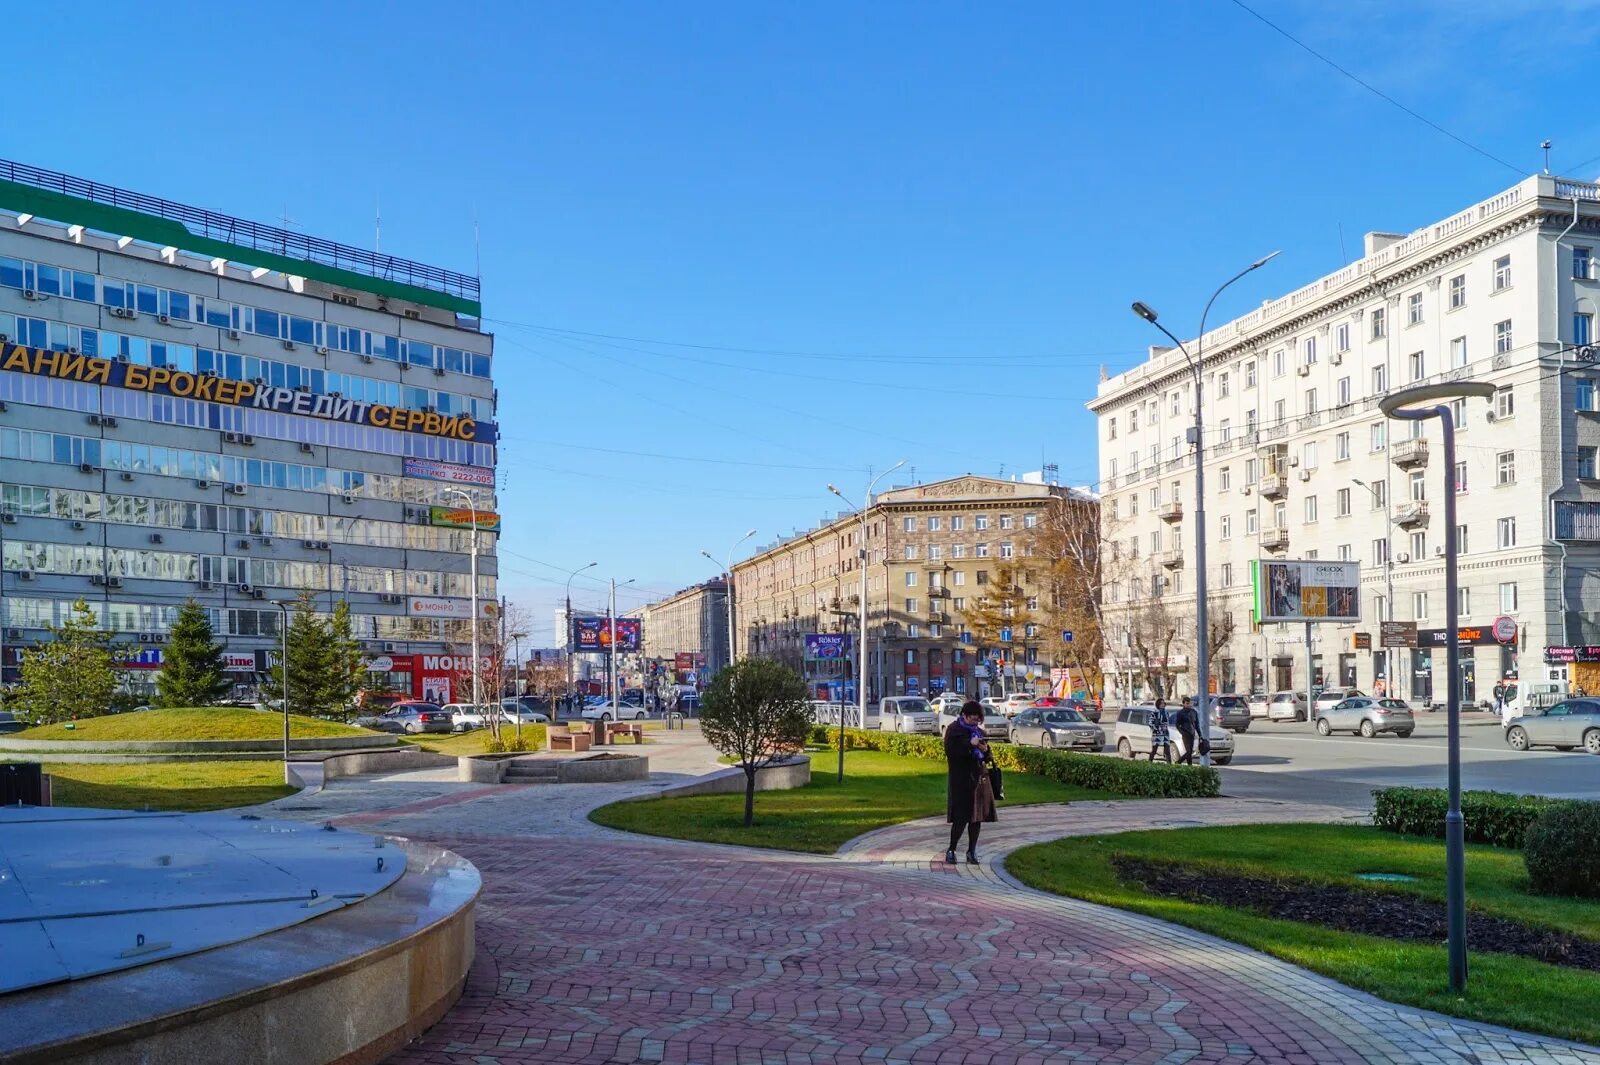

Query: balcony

[1261,527,1290,551]
[1258,473,1289,499]
[1396,500,1431,528]
[1160,548,1184,569]
[1392,438,1429,469]
[1158,500,1184,523]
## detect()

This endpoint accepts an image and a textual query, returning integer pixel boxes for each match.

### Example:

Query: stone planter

[556,753,648,784]
[648,755,811,798]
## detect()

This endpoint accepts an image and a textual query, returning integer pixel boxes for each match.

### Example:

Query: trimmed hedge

[1523,802,1600,897]
[805,724,1219,799]
[1372,786,1578,850]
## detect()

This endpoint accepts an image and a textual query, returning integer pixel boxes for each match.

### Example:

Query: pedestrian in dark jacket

[1174,696,1200,765]
[944,700,998,864]
[1148,698,1173,763]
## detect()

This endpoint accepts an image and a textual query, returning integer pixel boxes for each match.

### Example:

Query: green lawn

[590,749,1122,853]
[45,761,296,812]
[1007,823,1600,1045]
[15,707,379,742]
[405,725,548,757]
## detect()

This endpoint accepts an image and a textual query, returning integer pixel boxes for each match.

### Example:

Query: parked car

[1200,694,1252,733]
[1266,691,1309,722]
[581,700,651,722]
[1247,692,1270,719]
[0,711,24,735]
[981,696,1007,717]
[935,707,1010,740]
[1112,705,1234,765]
[931,692,966,714]
[1313,688,1365,715]
[1009,707,1103,750]
[1315,696,1415,738]
[879,696,939,734]
[1002,692,1037,715]
[442,703,501,732]
[358,702,451,735]
[497,699,550,725]
[1505,698,1600,754]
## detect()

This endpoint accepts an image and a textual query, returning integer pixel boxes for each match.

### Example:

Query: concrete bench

[600,722,644,745]
[548,725,593,753]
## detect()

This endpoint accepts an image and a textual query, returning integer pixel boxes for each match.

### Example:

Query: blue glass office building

[0,160,497,698]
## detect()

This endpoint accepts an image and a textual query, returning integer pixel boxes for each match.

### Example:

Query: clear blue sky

[10,1,1600,640]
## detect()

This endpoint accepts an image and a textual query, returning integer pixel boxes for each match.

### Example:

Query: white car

[937,708,1010,740]
[441,703,498,732]
[1313,688,1364,715]
[1002,692,1036,715]
[1247,693,1270,719]
[931,692,966,715]
[879,696,939,734]
[1266,691,1309,722]
[981,696,1007,717]
[581,701,651,722]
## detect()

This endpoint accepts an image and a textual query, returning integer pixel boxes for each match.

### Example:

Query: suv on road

[1200,694,1251,732]
[1313,688,1365,715]
[1267,691,1309,722]
[1112,705,1234,765]
[1314,696,1415,738]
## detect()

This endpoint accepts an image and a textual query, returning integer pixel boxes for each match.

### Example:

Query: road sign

[959,632,972,645]
[1000,627,1013,643]
[1380,621,1418,648]
[1061,629,1074,644]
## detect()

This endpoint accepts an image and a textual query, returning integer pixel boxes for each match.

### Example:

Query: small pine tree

[266,592,333,717]
[326,599,367,719]
[155,600,231,708]
[17,599,119,724]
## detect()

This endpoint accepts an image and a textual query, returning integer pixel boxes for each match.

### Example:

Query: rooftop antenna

[1543,139,1553,176]
[374,194,381,254]
[473,212,481,278]
[1337,222,1349,265]
[275,206,298,255]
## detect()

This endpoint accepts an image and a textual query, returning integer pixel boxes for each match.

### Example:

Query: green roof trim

[0,177,481,318]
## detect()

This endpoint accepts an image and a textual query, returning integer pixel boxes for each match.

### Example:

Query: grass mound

[15,707,376,742]
[45,761,296,812]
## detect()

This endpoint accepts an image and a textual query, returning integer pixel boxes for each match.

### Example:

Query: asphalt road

[1210,714,1600,806]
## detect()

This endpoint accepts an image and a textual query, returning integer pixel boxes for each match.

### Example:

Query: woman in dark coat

[944,700,998,864]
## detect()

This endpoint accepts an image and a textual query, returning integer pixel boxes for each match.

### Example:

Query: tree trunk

[743,766,757,827]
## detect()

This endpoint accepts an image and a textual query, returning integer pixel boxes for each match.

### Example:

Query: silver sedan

[1505,699,1600,754]
[1009,707,1104,750]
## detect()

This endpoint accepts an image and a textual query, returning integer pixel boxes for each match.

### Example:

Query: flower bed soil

[1112,855,1600,972]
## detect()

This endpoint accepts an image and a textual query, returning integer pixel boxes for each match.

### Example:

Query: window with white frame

[1494,319,1513,354]
[1023,512,1037,529]
[1371,421,1387,450]
[1335,431,1350,460]
[1171,392,1181,416]
[1448,273,1465,309]
[1220,418,1231,442]
[1500,582,1518,612]
[1245,457,1259,481]
[1218,371,1230,398]
[1410,470,1426,500]
[1273,398,1286,423]
[1273,349,1285,377]
[1408,351,1425,381]
[976,542,989,557]
[1150,487,1160,508]
[905,571,918,587]
[999,514,1013,530]
[1458,587,1471,616]
[975,515,989,530]
[952,543,967,559]
[1493,255,1511,291]
[1107,417,1118,440]
[903,517,916,532]
[953,570,966,586]
[905,598,919,613]
[951,515,965,531]
[1450,397,1466,428]
[1373,538,1389,565]
[1150,529,1161,552]
[1576,247,1593,280]
[1371,306,1386,339]
[1495,386,1514,418]
[1274,500,1287,527]
[928,544,943,560]
[904,544,918,559]
[1411,530,1427,558]
[1497,516,1517,547]
[1220,514,1232,538]
[927,516,941,531]
[1219,466,1232,491]
[1496,451,1515,485]
[1336,322,1350,352]
[1129,407,1139,432]
[1455,523,1468,554]
[1246,509,1258,534]
[1450,336,1467,367]
[1221,562,1233,585]
[1336,487,1351,516]
[1305,388,1319,414]
[1408,291,1424,325]
[1578,379,1597,413]
[1302,441,1318,468]
[1304,495,1319,522]
[1337,376,1351,405]
[1577,313,1594,348]
[1246,360,1258,387]
[1414,591,1429,619]
[1581,446,1598,480]
[1372,364,1387,394]
[999,542,1014,559]
[1454,460,1467,492]
[1303,336,1317,365]
[1246,408,1258,434]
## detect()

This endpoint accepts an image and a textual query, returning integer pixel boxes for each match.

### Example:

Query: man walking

[1174,696,1201,765]
[1493,681,1505,716]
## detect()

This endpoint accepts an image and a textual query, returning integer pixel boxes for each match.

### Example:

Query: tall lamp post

[607,577,636,717]
[1353,477,1398,698]
[1380,379,1496,994]
[829,459,906,740]
[439,488,482,708]
[274,600,290,763]
[1132,252,1279,721]
[563,561,598,717]
[701,528,756,673]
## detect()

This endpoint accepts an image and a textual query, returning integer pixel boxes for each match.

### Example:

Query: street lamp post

[607,577,635,718]
[1353,478,1398,698]
[439,488,481,708]
[701,529,756,673]
[510,629,526,746]
[1380,379,1497,994]
[1132,252,1278,745]
[830,459,906,741]
[564,562,598,718]
[274,600,290,763]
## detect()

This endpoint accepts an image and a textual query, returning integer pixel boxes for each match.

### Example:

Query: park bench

[548,724,593,753]
[600,721,644,745]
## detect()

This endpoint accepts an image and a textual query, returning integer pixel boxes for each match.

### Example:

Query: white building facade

[1092,174,1600,706]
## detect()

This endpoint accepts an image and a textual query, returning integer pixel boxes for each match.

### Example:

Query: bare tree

[1128,591,1183,701]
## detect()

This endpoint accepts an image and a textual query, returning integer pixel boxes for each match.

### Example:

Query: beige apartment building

[731,474,1095,701]
[641,578,728,685]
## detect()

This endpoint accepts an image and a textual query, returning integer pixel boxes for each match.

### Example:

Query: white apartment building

[1092,174,1600,706]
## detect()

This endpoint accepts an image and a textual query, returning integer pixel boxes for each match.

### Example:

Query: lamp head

[1251,250,1282,270]
[1131,301,1159,323]
[826,483,839,494]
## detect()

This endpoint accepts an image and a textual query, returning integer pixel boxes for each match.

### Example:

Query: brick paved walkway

[288,739,1600,1064]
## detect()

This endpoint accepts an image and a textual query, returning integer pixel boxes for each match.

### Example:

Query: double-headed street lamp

[1352,477,1398,699]
[1131,252,1278,714]
[1380,379,1496,995]
[438,487,482,708]
[829,460,906,744]
[563,562,598,716]
[702,528,756,673]
[608,576,635,716]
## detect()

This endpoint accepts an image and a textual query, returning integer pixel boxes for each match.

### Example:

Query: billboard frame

[1251,558,1361,624]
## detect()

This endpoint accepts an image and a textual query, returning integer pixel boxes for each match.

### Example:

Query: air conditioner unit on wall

[1296,364,1311,377]
[1395,551,1410,564]
[1298,470,1311,482]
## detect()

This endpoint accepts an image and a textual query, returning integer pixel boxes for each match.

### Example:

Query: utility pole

[564,562,597,718]
[439,488,480,708]
[829,461,904,728]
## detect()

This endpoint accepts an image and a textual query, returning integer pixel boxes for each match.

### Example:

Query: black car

[0,712,24,734]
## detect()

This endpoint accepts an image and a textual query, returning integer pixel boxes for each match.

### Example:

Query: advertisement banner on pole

[803,634,852,662]
[408,596,498,620]
[572,616,642,653]
[403,457,495,486]
[674,652,696,674]
[1251,559,1361,622]
[428,506,502,532]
